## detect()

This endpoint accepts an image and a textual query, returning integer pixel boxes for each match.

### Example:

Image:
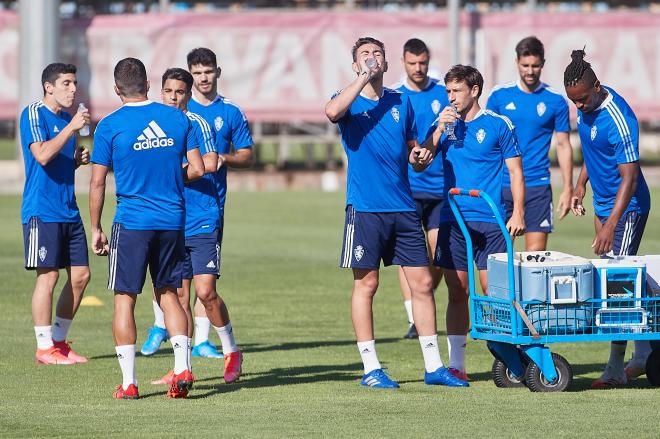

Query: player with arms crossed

[20,63,91,365]
[393,38,450,339]
[89,58,204,399]
[487,36,574,251]
[151,68,242,385]
[325,37,468,389]
[433,65,524,381]
[140,48,252,367]
[563,49,651,388]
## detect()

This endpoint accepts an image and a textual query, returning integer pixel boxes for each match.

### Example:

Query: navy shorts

[23,217,88,269]
[435,221,506,271]
[182,230,220,279]
[598,211,648,257]
[502,184,553,233]
[412,192,444,231]
[340,205,429,269]
[107,223,185,294]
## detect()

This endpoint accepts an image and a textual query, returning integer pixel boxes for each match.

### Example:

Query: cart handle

[447,188,518,338]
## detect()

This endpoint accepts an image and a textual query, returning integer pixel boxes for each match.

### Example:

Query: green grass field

[0,190,659,438]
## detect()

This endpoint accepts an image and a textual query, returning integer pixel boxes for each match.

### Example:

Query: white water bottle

[444,106,458,140]
[77,103,90,137]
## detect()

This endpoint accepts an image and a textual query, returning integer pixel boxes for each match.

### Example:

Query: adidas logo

[117,353,124,359]
[132,121,174,151]
[53,126,60,133]
[425,343,436,348]
[173,343,181,348]
[54,322,60,327]
[206,261,216,269]
[540,219,551,228]
[505,102,516,110]
[361,348,371,354]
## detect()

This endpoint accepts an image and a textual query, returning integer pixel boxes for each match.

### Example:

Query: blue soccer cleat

[191,340,223,358]
[424,366,469,387]
[140,326,168,356]
[360,368,400,389]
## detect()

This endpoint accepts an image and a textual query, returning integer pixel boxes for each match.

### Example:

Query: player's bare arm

[571,162,589,216]
[409,140,433,172]
[591,162,639,255]
[89,163,109,256]
[555,131,574,219]
[184,147,204,182]
[218,147,254,170]
[202,151,218,174]
[505,156,525,237]
[29,110,89,166]
[325,56,380,122]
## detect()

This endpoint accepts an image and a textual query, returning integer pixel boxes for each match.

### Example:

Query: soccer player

[20,63,91,365]
[487,36,574,251]
[141,48,254,360]
[89,58,204,399]
[393,38,449,339]
[150,68,242,385]
[563,49,651,388]
[434,65,524,381]
[325,36,468,389]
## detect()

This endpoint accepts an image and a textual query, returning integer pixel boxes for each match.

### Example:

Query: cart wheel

[525,353,572,392]
[492,359,526,388]
[645,349,660,387]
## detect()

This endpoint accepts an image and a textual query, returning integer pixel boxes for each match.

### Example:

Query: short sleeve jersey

[188,95,253,213]
[20,101,81,224]
[335,87,417,212]
[576,86,650,217]
[91,101,198,230]
[395,78,449,196]
[439,109,521,223]
[184,111,219,237]
[486,81,569,187]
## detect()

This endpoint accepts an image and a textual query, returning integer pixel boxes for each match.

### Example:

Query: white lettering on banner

[606,32,653,101]
[321,33,354,99]
[0,28,17,101]
[215,33,271,100]
[258,33,316,101]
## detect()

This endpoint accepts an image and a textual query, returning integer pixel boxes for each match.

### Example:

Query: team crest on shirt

[536,102,546,117]
[591,125,597,141]
[354,245,364,261]
[577,115,581,125]
[431,99,441,115]
[38,246,47,262]
[476,128,486,144]
[214,116,224,131]
[391,107,400,123]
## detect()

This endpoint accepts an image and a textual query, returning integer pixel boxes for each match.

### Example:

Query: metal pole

[448,0,460,65]
[17,0,60,159]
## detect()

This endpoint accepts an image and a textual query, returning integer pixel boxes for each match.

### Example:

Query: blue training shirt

[334,87,417,212]
[188,95,253,213]
[486,81,569,187]
[437,109,521,223]
[92,100,198,230]
[184,111,219,237]
[576,86,650,218]
[20,101,81,224]
[395,78,449,197]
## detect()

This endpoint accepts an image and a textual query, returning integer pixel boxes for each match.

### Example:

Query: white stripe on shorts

[108,223,120,290]
[342,207,355,268]
[28,217,38,267]
[618,214,634,256]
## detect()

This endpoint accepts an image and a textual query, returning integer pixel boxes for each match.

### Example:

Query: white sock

[447,335,467,371]
[214,322,238,354]
[115,345,136,389]
[170,335,189,374]
[631,340,652,365]
[194,316,210,346]
[52,317,72,342]
[152,300,166,329]
[607,342,627,373]
[403,300,414,324]
[357,340,381,374]
[187,337,193,372]
[35,325,53,350]
[419,335,444,372]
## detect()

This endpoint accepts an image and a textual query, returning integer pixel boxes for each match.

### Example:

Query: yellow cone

[80,295,104,307]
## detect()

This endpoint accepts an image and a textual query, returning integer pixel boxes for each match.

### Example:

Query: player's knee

[410,275,434,297]
[72,268,91,291]
[447,286,469,305]
[195,287,218,304]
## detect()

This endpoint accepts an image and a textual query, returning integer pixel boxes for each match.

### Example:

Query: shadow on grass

[187,362,364,399]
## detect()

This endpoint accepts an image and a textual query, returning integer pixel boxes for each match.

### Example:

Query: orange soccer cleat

[224,351,243,383]
[112,384,139,400]
[448,367,470,382]
[35,346,76,365]
[167,370,194,399]
[53,340,88,363]
[151,370,175,385]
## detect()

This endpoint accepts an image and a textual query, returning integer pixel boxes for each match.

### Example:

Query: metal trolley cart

[447,188,660,392]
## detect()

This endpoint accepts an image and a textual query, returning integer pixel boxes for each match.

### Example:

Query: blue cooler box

[487,251,594,335]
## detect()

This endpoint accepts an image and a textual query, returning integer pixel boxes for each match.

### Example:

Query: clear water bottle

[444,106,458,140]
[77,103,90,137]
[365,57,378,72]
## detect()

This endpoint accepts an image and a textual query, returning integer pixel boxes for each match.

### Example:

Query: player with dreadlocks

[564,49,652,388]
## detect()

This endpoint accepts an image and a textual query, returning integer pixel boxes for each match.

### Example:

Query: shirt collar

[595,90,613,111]
[516,80,545,93]
[191,94,222,105]
[123,99,152,107]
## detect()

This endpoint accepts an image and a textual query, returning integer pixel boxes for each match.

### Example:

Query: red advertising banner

[0,11,659,123]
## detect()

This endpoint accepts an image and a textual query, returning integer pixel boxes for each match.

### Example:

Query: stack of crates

[487,251,594,335]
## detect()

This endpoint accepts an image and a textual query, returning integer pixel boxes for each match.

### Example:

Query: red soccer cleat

[113,384,139,400]
[224,351,243,383]
[35,346,76,365]
[151,370,175,385]
[53,340,88,363]
[167,370,194,399]
[448,367,470,382]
